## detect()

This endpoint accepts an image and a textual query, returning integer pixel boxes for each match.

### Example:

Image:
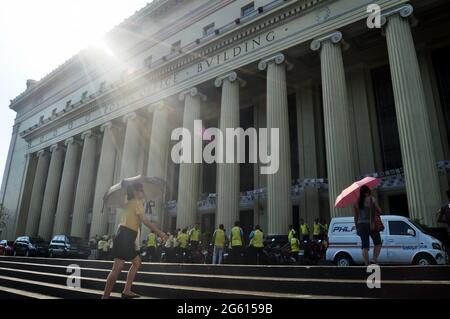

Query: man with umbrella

[102,177,167,298]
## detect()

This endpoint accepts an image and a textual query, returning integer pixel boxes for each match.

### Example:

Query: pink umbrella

[335,177,381,208]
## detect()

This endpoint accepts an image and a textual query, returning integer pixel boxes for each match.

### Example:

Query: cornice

[21,0,408,154]
[20,0,325,141]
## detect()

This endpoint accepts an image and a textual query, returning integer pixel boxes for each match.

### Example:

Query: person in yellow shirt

[313,218,321,241]
[189,223,201,250]
[300,219,310,242]
[289,233,300,262]
[103,182,167,299]
[212,224,227,264]
[249,225,264,265]
[230,221,244,264]
[288,225,296,242]
[146,231,158,262]
[177,228,189,261]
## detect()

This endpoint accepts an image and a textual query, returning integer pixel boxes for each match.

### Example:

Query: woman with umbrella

[102,181,167,299]
[336,177,383,266]
[353,185,383,265]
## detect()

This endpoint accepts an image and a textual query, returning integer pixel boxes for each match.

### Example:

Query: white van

[326,215,448,266]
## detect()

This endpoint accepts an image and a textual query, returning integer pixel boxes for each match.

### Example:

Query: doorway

[388,194,409,218]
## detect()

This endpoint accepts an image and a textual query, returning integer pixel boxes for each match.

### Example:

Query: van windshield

[409,219,429,234]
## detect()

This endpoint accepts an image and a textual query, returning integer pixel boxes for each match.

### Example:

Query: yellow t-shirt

[119,199,145,232]
[177,233,189,249]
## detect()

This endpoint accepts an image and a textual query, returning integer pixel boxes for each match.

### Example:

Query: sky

[0,0,150,185]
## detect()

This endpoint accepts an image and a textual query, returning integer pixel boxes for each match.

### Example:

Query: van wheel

[335,253,353,267]
[413,253,435,266]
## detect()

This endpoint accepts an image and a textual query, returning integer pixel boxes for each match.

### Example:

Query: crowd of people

[90,219,329,265]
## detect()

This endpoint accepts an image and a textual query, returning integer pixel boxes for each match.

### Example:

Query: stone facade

[1,0,449,240]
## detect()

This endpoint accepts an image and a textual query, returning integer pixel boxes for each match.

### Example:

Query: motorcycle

[297,239,326,265]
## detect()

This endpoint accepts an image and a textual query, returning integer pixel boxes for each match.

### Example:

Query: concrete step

[0,275,122,299]
[1,256,449,299]
[1,259,449,298]
[0,266,344,299]
[0,285,60,299]
[2,256,449,280]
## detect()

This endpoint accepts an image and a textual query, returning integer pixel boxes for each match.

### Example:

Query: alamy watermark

[366,4,382,29]
[171,120,280,175]
[366,264,381,289]
[66,264,81,289]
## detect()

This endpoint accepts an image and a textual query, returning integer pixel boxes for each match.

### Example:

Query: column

[347,65,376,176]
[214,72,245,232]
[71,130,98,238]
[296,80,320,226]
[381,4,441,226]
[120,112,142,179]
[53,138,81,235]
[141,102,171,239]
[25,150,50,237]
[113,112,144,230]
[311,31,356,218]
[258,53,293,236]
[176,88,204,230]
[14,153,37,237]
[90,122,117,238]
[417,48,449,203]
[37,144,64,240]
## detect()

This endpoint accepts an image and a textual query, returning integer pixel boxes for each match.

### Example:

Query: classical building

[1,0,449,241]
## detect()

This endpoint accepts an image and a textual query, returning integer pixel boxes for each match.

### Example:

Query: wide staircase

[0,256,449,299]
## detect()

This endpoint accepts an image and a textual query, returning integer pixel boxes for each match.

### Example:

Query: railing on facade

[165,160,450,213]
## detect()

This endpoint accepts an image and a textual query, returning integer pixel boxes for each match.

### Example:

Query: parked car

[48,235,91,259]
[326,215,448,266]
[13,236,49,257]
[0,240,14,256]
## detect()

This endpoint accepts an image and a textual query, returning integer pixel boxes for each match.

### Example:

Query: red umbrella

[335,177,380,208]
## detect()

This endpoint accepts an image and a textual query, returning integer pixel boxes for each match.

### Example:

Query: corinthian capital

[380,4,414,27]
[258,53,293,71]
[310,31,346,51]
[214,71,246,88]
[178,87,207,102]
[100,121,113,132]
[81,129,95,140]
[122,112,137,124]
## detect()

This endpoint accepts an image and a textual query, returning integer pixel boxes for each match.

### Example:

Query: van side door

[386,220,419,264]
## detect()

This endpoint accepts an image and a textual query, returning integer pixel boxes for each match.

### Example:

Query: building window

[203,23,215,36]
[241,2,255,17]
[144,55,153,68]
[171,40,181,53]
